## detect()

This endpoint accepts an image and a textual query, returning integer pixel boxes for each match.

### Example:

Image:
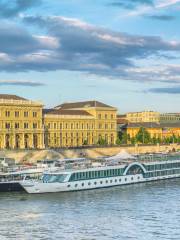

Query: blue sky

[0,0,180,113]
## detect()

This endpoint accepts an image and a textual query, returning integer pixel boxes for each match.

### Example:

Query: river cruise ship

[20,153,180,194]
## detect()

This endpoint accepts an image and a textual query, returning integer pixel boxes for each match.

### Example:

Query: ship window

[75,184,78,187]
[42,174,68,183]
[67,185,71,188]
[100,181,103,184]
[88,182,91,185]
[131,177,133,180]
[82,183,84,187]
[110,180,112,183]
[94,182,97,185]
[115,179,117,182]
[95,171,98,178]
[106,180,108,183]
[119,178,121,182]
[125,178,127,181]
[100,170,104,178]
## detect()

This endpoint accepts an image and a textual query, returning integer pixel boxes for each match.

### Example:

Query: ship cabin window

[69,168,124,182]
[42,174,68,183]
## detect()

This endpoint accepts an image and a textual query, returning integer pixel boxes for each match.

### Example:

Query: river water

[0,179,180,240]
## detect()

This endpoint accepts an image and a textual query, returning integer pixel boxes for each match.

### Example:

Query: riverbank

[0,143,180,163]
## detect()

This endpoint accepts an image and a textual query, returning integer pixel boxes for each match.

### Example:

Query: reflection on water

[0,179,180,240]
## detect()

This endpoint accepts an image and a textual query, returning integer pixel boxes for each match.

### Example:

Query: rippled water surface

[0,179,180,240]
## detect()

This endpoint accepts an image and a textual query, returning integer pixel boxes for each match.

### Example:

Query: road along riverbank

[0,143,179,164]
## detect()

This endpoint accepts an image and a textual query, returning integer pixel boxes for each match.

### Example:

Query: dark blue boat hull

[0,182,25,192]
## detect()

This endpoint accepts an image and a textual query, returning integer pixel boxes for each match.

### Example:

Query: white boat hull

[20,173,180,194]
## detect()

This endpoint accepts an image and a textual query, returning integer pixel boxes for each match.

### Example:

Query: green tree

[116,132,130,144]
[116,137,121,145]
[83,139,88,145]
[97,138,107,146]
[130,137,137,145]
[136,127,151,144]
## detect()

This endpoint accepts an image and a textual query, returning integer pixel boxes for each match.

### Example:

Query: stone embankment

[0,143,180,164]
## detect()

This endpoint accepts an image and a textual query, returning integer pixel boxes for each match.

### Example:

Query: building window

[24,123,29,129]
[5,111,10,117]
[15,123,19,129]
[5,123,10,129]
[15,111,19,117]
[33,123,37,129]
[98,114,101,119]
[24,111,28,117]
[33,112,37,117]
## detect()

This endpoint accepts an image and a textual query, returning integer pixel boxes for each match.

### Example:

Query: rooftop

[43,109,93,116]
[55,100,115,109]
[0,94,27,101]
[127,122,180,128]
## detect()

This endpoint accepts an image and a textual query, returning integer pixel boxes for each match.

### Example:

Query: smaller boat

[0,159,59,192]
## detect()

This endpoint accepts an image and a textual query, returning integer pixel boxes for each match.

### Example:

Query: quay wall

[0,144,180,163]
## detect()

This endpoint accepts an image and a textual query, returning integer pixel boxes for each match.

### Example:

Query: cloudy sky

[0,0,180,113]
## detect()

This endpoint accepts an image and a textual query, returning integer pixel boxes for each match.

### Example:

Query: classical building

[126,111,160,123]
[0,94,44,149]
[160,113,180,123]
[44,100,117,148]
[126,122,180,141]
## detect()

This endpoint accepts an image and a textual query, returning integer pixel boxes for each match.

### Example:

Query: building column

[20,134,25,149]
[28,134,33,149]
[11,134,15,149]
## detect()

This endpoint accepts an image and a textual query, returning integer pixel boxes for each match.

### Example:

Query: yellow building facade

[0,94,44,149]
[126,111,160,123]
[0,96,117,149]
[127,123,180,141]
[44,101,117,148]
